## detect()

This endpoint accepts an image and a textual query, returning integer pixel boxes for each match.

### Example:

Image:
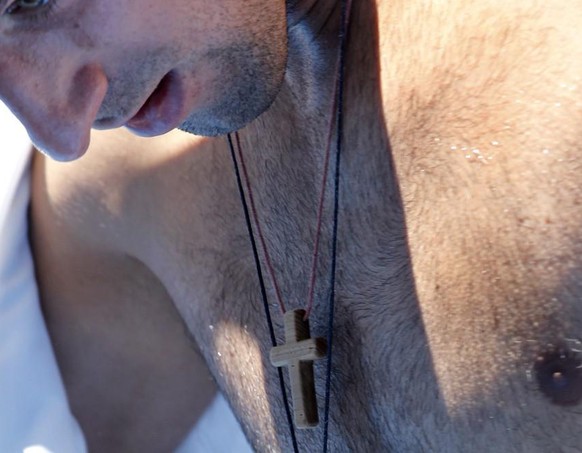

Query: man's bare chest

[140,91,582,450]
[130,130,449,450]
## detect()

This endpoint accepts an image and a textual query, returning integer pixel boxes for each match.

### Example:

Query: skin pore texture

[1,0,581,451]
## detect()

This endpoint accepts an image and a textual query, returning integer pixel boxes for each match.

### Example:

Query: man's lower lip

[125,72,185,137]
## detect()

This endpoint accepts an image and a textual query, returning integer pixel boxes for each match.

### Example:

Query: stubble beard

[178,38,288,137]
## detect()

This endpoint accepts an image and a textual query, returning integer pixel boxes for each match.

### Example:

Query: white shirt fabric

[0,104,87,452]
[0,103,252,453]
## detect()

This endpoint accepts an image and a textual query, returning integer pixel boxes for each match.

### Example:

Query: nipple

[534,343,582,406]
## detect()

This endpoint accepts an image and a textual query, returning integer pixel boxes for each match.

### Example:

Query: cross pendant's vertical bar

[285,310,319,428]
[288,357,319,428]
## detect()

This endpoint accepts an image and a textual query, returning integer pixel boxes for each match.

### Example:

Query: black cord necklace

[227,2,351,451]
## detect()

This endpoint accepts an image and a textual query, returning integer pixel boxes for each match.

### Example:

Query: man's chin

[177,121,233,138]
[176,62,286,138]
[177,96,278,138]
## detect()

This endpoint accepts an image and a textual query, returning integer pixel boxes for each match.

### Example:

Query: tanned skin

[1,0,581,451]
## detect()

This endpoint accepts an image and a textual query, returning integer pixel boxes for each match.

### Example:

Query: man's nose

[0,61,108,161]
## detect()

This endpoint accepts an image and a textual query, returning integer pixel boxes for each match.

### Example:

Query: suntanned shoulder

[30,130,221,452]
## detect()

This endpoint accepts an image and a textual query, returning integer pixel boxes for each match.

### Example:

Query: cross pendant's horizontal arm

[270,337,327,366]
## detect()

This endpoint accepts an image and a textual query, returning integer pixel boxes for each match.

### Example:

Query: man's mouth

[125,71,186,137]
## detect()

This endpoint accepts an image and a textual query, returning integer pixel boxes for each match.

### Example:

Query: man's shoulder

[29,130,221,452]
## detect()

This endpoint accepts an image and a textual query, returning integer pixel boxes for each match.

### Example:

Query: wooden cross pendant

[270,309,327,429]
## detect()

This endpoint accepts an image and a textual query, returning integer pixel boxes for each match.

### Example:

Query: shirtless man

[1,0,581,451]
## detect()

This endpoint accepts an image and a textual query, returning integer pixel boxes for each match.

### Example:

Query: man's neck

[244,1,366,137]
[286,0,340,29]
[240,0,379,171]
[219,0,387,310]
[284,0,346,116]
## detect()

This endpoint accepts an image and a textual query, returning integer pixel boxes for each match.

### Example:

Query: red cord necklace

[227,1,352,450]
